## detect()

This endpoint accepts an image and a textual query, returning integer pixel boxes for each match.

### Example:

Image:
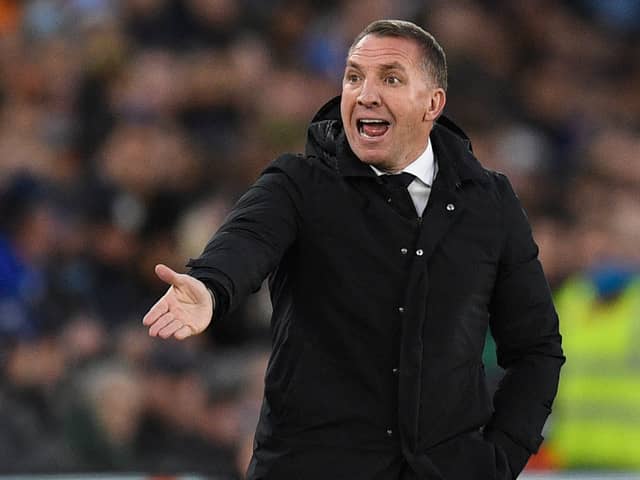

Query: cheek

[340,90,354,115]
[396,104,427,129]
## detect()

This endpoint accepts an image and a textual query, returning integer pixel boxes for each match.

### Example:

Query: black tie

[381,173,417,219]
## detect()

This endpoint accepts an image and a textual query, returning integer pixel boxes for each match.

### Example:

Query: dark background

[1,0,639,476]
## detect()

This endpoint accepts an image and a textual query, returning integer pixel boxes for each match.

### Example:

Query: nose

[357,79,381,107]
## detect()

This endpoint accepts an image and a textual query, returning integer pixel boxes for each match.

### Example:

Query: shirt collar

[369,139,436,187]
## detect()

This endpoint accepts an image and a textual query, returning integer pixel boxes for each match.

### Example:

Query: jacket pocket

[278,342,355,428]
[426,430,498,480]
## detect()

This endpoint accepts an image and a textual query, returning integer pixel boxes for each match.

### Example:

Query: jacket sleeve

[484,173,565,478]
[186,154,302,321]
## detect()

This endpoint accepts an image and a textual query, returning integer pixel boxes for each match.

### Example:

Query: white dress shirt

[370,139,437,216]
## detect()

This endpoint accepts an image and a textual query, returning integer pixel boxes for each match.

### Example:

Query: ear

[423,88,446,122]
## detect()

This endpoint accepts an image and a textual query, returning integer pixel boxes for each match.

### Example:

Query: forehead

[347,34,422,69]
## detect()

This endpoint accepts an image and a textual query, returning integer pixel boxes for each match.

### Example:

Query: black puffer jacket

[188,96,564,480]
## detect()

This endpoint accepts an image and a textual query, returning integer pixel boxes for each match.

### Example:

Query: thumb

[155,263,182,286]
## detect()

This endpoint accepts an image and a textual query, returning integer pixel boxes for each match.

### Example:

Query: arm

[484,174,565,477]
[185,156,302,322]
[142,155,302,339]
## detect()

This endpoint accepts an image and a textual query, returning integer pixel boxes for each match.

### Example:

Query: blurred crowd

[1,0,639,476]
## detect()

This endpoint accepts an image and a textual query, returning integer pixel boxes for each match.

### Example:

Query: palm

[143,264,213,340]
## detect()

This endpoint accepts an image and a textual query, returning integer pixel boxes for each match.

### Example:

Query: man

[143,20,564,480]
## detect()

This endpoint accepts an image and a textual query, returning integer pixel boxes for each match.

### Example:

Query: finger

[158,319,184,339]
[155,264,183,287]
[148,312,175,337]
[174,324,194,340]
[143,297,169,326]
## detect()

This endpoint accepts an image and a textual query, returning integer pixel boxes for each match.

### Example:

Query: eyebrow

[346,60,407,73]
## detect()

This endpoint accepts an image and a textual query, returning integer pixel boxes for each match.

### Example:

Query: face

[340,34,445,171]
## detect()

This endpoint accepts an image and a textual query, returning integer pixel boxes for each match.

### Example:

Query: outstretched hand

[142,264,214,340]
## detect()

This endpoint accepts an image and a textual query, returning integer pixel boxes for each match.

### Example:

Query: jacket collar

[305,96,488,188]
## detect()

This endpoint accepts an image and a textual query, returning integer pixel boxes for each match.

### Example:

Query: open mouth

[357,119,390,138]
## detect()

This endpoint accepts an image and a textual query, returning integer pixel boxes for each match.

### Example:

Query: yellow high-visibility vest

[549,276,640,469]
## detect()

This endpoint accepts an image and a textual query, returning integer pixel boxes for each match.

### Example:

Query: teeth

[358,118,390,137]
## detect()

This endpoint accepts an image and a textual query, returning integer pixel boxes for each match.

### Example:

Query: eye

[345,73,361,84]
[384,75,401,85]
